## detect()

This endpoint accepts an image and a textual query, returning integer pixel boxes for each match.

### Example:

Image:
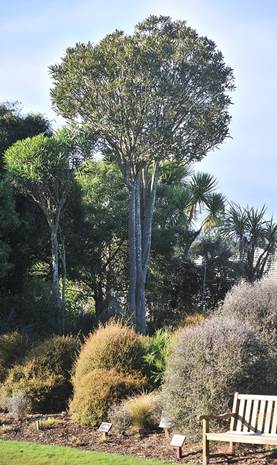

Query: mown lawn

[0,440,185,465]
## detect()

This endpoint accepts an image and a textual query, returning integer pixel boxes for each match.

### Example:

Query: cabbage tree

[4,130,80,315]
[50,15,234,332]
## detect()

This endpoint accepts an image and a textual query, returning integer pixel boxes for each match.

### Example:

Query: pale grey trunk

[135,175,146,333]
[127,162,159,333]
[128,181,137,321]
[51,224,61,311]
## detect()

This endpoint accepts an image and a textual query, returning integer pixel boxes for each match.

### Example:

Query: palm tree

[224,204,277,281]
[155,165,226,259]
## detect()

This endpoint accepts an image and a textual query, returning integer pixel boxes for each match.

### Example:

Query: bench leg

[202,419,209,465]
[203,437,209,464]
[229,441,234,454]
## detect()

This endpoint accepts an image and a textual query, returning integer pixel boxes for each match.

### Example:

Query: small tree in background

[224,204,277,281]
[50,15,234,332]
[4,130,82,327]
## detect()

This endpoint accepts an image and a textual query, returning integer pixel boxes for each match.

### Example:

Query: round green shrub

[161,317,271,437]
[218,278,277,342]
[73,320,145,385]
[70,368,146,426]
[1,335,79,413]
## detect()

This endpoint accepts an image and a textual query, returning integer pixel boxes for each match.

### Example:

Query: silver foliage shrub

[218,278,277,342]
[161,317,272,437]
[109,402,132,433]
[7,391,29,420]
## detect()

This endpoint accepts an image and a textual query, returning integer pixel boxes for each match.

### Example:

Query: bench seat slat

[251,400,259,433]
[264,400,273,434]
[238,394,277,401]
[271,402,277,435]
[243,399,252,432]
[206,432,277,446]
[236,398,245,432]
[257,400,266,433]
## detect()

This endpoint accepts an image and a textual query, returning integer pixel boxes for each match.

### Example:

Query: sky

[1,0,277,215]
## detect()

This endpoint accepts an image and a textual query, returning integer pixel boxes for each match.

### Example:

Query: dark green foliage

[67,160,128,318]
[0,102,51,169]
[142,330,172,388]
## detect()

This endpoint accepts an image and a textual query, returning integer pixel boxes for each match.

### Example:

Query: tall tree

[50,15,234,332]
[4,130,81,322]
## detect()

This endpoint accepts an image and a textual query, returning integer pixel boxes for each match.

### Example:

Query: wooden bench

[199,393,277,464]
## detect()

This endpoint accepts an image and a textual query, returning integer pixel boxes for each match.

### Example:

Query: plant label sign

[159,416,172,429]
[159,416,172,438]
[98,422,112,433]
[170,434,186,459]
[170,434,186,448]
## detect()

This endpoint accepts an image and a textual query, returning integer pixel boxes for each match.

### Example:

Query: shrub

[218,278,277,342]
[180,312,207,328]
[0,332,28,382]
[6,391,29,420]
[70,368,146,426]
[1,335,79,413]
[110,392,161,433]
[161,317,271,437]
[73,321,145,385]
[142,330,172,388]
[109,402,132,433]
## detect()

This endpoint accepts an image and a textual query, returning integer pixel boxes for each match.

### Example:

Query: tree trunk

[135,175,146,333]
[128,181,137,322]
[127,162,159,333]
[51,224,61,312]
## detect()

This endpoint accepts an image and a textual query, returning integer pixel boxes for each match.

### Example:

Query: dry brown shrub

[70,368,146,426]
[73,320,145,385]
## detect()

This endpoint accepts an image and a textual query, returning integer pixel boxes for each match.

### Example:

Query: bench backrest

[230,393,277,434]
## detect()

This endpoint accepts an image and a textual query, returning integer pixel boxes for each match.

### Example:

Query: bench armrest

[198,412,236,422]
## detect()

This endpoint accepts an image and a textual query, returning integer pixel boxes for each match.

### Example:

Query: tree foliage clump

[1,336,79,413]
[161,317,272,436]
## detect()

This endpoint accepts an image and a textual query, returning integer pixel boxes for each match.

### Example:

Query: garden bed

[0,413,277,464]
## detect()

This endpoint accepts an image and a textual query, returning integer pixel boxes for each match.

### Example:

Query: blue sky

[1,0,277,215]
